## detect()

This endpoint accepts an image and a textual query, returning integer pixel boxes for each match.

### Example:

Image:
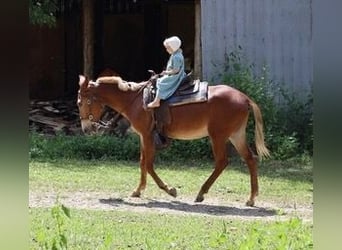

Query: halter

[78,91,105,122]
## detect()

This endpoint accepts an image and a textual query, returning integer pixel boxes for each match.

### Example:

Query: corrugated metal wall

[201,0,312,94]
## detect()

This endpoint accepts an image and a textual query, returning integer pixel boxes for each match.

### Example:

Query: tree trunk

[82,0,95,79]
[194,0,202,79]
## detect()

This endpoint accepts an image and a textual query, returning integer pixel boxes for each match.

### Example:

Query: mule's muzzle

[81,120,96,135]
[81,119,110,135]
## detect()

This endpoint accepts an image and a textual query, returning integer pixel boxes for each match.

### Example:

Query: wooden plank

[29,114,67,130]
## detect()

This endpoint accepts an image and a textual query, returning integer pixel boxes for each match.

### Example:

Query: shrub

[29,132,140,161]
[277,87,313,155]
[158,138,213,162]
[29,132,212,162]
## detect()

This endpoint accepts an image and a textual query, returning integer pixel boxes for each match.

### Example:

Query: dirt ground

[29,190,313,223]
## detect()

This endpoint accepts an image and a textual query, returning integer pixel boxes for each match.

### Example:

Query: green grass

[30,207,312,250]
[29,159,313,249]
[29,159,312,205]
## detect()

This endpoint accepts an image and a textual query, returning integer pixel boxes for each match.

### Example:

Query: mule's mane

[95,76,145,91]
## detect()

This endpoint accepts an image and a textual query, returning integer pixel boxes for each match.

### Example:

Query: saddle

[143,73,208,109]
[166,79,208,106]
[143,73,209,149]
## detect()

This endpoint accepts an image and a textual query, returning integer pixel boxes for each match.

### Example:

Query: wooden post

[82,0,95,79]
[194,0,202,79]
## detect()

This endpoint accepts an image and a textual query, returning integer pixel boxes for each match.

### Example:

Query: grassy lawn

[29,159,313,205]
[29,159,313,249]
[30,207,312,250]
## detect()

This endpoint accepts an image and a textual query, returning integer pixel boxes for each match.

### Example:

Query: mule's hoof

[195,196,204,203]
[246,200,255,207]
[169,187,177,197]
[131,191,141,198]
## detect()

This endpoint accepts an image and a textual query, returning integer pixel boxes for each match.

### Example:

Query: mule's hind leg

[195,136,228,202]
[230,129,259,207]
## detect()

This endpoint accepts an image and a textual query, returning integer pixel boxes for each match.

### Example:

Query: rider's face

[165,45,173,54]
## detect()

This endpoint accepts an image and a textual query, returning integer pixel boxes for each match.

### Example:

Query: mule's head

[77,75,106,135]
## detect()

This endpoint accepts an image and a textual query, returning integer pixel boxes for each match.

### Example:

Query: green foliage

[30,208,312,249]
[159,138,213,161]
[217,48,313,159]
[34,198,71,249]
[29,132,141,161]
[209,217,313,249]
[277,87,313,156]
[29,132,214,162]
[29,0,58,27]
[269,133,300,160]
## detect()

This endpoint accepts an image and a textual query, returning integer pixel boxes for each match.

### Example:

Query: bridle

[78,78,152,126]
[78,91,105,122]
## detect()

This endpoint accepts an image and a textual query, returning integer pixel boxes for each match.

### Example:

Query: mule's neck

[98,83,144,118]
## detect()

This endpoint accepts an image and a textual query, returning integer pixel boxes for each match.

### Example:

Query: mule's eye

[87,99,91,105]
[77,97,83,106]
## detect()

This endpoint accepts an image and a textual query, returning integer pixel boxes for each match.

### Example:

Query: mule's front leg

[147,159,177,198]
[144,135,177,198]
[131,149,147,198]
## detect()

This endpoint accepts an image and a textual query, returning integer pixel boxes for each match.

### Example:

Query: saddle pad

[166,81,208,107]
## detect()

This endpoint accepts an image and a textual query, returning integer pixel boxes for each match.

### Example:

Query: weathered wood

[29,100,80,135]
[29,100,130,136]
[30,114,67,130]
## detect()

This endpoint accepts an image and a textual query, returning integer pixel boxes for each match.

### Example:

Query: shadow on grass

[99,197,277,218]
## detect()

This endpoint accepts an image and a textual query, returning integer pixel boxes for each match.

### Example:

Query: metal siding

[201,0,312,94]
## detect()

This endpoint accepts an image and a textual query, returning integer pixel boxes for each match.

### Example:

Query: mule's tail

[249,99,270,160]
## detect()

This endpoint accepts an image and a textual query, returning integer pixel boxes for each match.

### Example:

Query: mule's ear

[79,75,88,88]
